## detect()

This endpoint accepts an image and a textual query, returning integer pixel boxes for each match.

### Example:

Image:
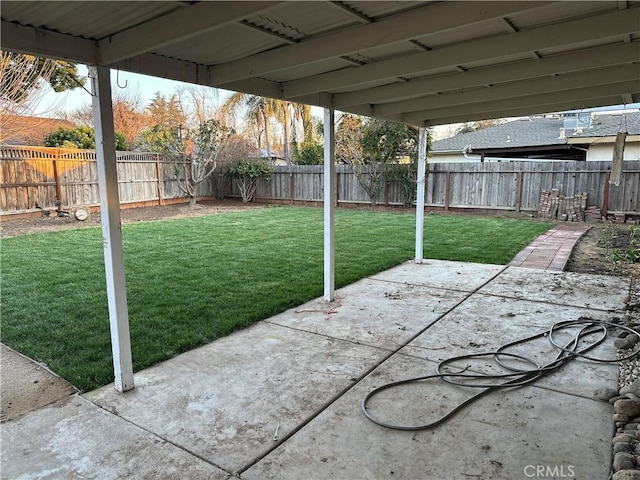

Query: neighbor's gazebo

[2,0,638,392]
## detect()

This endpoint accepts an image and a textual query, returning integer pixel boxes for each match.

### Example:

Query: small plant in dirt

[228,158,273,202]
[604,223,640,266]
[597,221,619,249]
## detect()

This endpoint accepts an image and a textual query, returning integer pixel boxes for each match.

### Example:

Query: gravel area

[605,276,640,479]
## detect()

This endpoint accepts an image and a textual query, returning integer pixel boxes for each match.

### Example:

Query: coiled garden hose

[361,318,637,431]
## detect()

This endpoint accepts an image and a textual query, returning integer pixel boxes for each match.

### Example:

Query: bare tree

[0,51,81,143]
[171,119,234,207]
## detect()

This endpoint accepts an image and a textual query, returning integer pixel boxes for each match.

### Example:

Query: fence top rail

[0,146,180,162]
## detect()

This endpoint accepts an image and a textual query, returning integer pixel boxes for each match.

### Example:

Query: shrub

[44,126,129,150]
[294,142,323,165]
[228,158,273,202]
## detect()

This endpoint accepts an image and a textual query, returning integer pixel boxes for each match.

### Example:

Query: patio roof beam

[374,64,640,117]
[333,42,640,108]
[420,94,639,127]
[213,1,546,86]
[98,2,282,65]
[1,20,97,63]
[399,80,640,124]
[114,54,283,100]
[282,8,638,98]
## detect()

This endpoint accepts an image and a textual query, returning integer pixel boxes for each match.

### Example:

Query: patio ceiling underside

[2,0,639,126]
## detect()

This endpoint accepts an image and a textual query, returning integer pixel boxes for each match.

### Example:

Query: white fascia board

[398,80,640,124]
[99,2,282,64]
[567,135,640,144]
[213,1,548,85]
[1,20,97,63]
[411,95,637,127]
[283,8,640,98]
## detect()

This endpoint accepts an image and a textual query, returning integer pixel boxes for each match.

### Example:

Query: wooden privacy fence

[244,161,639,215]
[0,146,215,214]
[1,146,638,217]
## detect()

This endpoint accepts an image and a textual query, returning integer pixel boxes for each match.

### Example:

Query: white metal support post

[90,65,135,392]
[323,108,336,301]
[415,127,428,263]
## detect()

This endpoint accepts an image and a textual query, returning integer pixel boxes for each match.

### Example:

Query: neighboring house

[257,148,286,166]
[0,115,76,146]
[431,110,640,163]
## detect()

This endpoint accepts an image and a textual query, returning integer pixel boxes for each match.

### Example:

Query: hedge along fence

[1,146,639,216]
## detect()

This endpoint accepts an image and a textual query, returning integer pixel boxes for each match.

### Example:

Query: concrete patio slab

[0,396,229,479]
[0,343,76,422]
[2,260,629,480]
[370,259,506,292]
[243,353,613,480]
[84,321,387,474]
[479,266,629,310]
[265,278,468,351]
[400,294,620,398]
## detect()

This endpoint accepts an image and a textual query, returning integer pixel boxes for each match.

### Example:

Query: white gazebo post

[415,126,428,263]
[323,108,336,301]
[90,65,135,392]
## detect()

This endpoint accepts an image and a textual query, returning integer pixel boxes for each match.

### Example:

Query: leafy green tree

[361,118,418,164]
[228,158,273,202]
[44,126,128,150]
[137,92,186,152]
[294,142,323,165]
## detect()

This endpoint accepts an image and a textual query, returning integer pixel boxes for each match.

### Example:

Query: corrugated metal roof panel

[243,1,355,39]
[1,1,181,39]
[340,1,430,20]
[506,1,617,31]
[157,24,284,65]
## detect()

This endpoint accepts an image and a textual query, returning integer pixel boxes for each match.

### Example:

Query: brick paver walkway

[509,223,591,271]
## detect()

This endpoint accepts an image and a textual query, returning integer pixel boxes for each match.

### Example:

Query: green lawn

[0,207,552,391]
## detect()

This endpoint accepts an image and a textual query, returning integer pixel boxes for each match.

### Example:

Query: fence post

[384,181,389,206]
[602,171,611,218]
[515,170,523,212]
[289,169,295,205]
[444,171,451,211]
[155,153,164,206]
[334,170,339,207]
[52,148,63,204]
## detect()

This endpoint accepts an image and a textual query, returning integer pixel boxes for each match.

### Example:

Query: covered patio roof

[2,1,638,393]
[2,1,639,126]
